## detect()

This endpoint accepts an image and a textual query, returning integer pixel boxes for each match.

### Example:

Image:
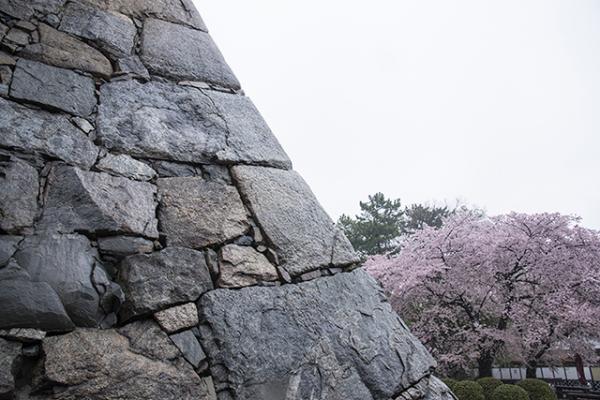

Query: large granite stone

[118,247,213,320]
[0,338,21,399]
[157,177,249,248]
[154,302,199,333]
[14,233,119,327]
[199,269,435,400]
[0,279,74,332]
[42,328,216,399]
[59,1,136,57]
[97,80,291,168]
[0,0,65,19]
[82,0,206,30]
[96,153,157,181]
[141,18,238,88]
[395,375,454,400]
[19,23,112,78]
[170,329,205,368]
[0,155,38,234]
[218,244,278,288]
[0,97,98,169]
[40,165,159,238]
[10,59,96,117]
[232,166,359,277]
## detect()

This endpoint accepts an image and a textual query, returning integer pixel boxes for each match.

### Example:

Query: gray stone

[202,164,231,184]
[19,23,112,78]
[14,20,36,32]
[0,259,29,281]
[157,177,249,248]
[154,302,199,333]
[0,97,99,168]
[199,269,435,400]
[395,375,455,400]
[0,328,45,343]
[59,1,136,57]
[96,153,157,181]
[0,236,21,266]
[170,329,205,368]
[97,236,154,257]
[218,244,278,288]
[40,165,159,238]
[116,55,149,79]
[14,233,119,327]
[42,328,216,399]
[117,319,180,361]
[10,59,96,116]
[118,247,213,320]
[0,51,15,66]
[0,65,11,96]
[232,166,359,277]
[141,18,239,89]
[82,0,206,31]
[0,279,74,332]
[97,79,291,169]
[0,338,21,399]
[71,116,94,133]
[152,160,201,177]
[4,27,29,46]
[0,0,65,20]
[0,156,38,234]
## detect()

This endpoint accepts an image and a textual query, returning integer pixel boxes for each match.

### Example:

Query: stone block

[218,244,278,288]
[0,155,38,234]
[154,303,199,333]
[96,153,157,181]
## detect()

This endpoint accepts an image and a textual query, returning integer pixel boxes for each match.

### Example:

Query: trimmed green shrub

[491,384,529,400]
[453,380,485,400]
[442,378,458,392]
[517,379,557,400]
[477,377,503,400]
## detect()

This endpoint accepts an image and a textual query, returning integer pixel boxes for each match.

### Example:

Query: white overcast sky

[195,0,600,229]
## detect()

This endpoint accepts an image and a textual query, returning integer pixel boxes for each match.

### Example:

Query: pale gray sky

[196,0,600,229]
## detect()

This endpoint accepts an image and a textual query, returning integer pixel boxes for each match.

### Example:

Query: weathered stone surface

[0,51,15,66]
[0,0,64,19]
[116,55,149,79]
[0,328,45,343]
[59,1,136,57]
[71,116,94,134]
[96,153,157,181]
[232,166,359,277]
[97,236,154,257]
[170,329,205,368]
[0,155,38,233]
[97,80,291,168]
[0,338,21,399]
[0,236,21,266]
[218,244,278,288]
[0,98,99,168]
[10,59,96,117]
[40,165,159,238]
[0,279,74,332]
[141,18,239,88]
[14,233,120,327]
[395,375,455,400]
[19,23,113,78]
[153,160,201,177]
[83,0,206,30]
[118,247,213,320]
[154,302,198,333]
[42,328,216,399]
[157,177,249,248]
[199,269,435,400]
[117,319,180,361]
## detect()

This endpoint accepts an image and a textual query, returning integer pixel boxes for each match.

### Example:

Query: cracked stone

[0,328,45,343]
[118,247,213,321]
[19,23,112,78]
[40,165,159,238]
[0,97,99,168]
[154,303,199,334]
[170,329,206,368]
[218,244,278,288]
[0,155,38,234]
[96,153,157,181]
[232,165,359,277]
[0,279,75,332]
[116,55,149,79]
[0,236,21,266]
[59,1,136,57]
[117,319,180,361]
[10,59,96,117]
[14,233,121,327]
[42,328,217,399]
[4,27,29,46]
[141,18,239,88]
[97,236,154,257]
[0,0,65,20]
[198,269,435,400]
[157,177,249,248]
[0,338,21,399]
[97,79,291,168]
[71,116,94,133]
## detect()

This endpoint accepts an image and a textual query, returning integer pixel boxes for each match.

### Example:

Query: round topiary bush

[517,378,557,400]
[477,377,503,400]
[442,378,458,392]
[453,380,485,400]
[491,384,529,400]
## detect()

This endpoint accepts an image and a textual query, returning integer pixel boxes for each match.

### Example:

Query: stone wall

[0,1,454,399]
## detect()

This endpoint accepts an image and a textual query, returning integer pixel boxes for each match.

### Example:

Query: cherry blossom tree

[365,212,600,377]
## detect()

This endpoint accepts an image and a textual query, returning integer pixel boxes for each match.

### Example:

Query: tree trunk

[526,360,538,378]
[478,355,494,378]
